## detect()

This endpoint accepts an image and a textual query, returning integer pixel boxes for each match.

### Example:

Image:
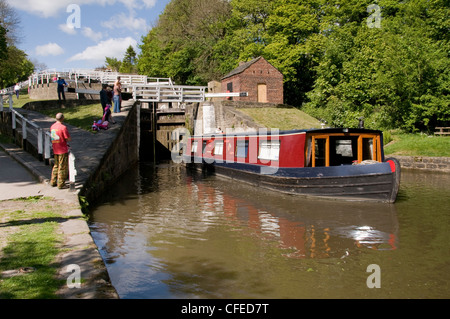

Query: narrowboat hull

[185,157,401,203]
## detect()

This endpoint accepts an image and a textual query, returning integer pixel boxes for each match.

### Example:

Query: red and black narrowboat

[182,128,401,203]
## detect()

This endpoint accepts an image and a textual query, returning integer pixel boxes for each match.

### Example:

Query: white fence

[0,92,14,111]
[29,69,173,89]
[1,91,76,187]
[1,91,53,162]
[0,80,29,95]
[132,85,207,103]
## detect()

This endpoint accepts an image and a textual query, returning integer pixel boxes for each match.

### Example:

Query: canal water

[88,163,450,299]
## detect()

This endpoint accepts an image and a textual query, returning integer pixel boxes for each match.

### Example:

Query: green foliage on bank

[384,133,450,157]
[137,0,449,133]
[0,1,35,89]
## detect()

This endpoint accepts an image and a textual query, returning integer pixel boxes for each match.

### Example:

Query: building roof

[221,56,264,80]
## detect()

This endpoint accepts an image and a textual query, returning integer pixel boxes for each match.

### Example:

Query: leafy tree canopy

[0,0,34,89]
[137,0,449,132]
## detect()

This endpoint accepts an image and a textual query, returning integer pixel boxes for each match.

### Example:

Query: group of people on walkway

[55,76,122,114]
[99,76,122,113]
[50,76,123,189]
[100,76,123,124]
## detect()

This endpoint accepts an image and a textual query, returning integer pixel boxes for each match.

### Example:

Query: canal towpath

[0,100,135,298]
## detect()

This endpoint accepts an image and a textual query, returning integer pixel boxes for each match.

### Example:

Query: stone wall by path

[23,99,100,111]
[29,82,103,100]
[394,155,450,173]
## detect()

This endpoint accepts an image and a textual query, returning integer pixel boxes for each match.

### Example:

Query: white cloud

[6,0,108,18]
[35,43,65,56]
[58,24,103,42]
[113,0,157,11]
[68,37,138,62]
[7,0,157,18]
[58,24,77,35]
[142,0,157,8]
[82,27,103,42]
[101,12,148,31]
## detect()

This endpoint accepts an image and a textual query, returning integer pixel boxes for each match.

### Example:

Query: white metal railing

[29,70,70,87]
[133,85,207,103]
[9,107,53,162]
[28,69,177,99]
[1,80,29,95]
[0,92,14,112]
[1,94,77,187]
[28,69,169,88]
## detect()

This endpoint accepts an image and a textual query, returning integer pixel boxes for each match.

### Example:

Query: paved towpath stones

[0,100,135,299]
[0,154,118,298]
[0,148,49,201]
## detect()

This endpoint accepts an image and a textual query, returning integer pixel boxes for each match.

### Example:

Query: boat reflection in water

[90,163,399,298]
[184,167,399,260]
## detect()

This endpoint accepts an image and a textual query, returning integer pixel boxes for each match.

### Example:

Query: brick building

[221,56,284,104]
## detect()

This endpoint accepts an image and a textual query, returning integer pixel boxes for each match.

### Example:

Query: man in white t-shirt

[14,83,20,99]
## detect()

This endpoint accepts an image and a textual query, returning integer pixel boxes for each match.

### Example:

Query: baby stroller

[92,105,112,131]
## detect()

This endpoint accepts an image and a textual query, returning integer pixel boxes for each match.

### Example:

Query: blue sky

[7,0,171,71]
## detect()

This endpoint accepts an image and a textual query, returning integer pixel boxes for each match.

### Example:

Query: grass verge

[38,104,104,132]
[0,196,69,299]
[6,93,103,131]
[239,107,321,130]
[384,132,450,157]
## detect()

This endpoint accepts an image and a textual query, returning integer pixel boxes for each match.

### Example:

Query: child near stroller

[92,104,115,131]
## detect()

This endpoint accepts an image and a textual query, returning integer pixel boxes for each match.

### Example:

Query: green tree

[0,0,34,88]
[105,57,122,72]
[120,45,137,74]
[212,0,325,106]
[303,0,449,132]
[136,0,449,132]
[138,0,232,85]
[0,25,6,60]
[212,0,273,75]
[0,45,34,88]
[0,0,21,46]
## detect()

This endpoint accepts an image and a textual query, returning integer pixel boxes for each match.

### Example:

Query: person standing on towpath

[113,76,122,113]
[57,77,68,101]
[50,113,72,189]
[14,83,20,99]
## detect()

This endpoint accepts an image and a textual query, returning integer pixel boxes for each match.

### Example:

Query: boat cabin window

[236,140,249,158]
[330,137,358,166]
[362,138,374,161]
[307,134,381,167]
[258,140,280,161]
[214,140,224,156]
[314,138,328,167]
[191,141,198,154]
[203,140,215,154]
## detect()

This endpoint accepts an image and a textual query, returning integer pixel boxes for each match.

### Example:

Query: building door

[257,84,267,103]
[226,82,233,100]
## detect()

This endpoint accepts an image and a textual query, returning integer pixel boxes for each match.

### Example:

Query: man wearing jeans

[50,113,72,189]
[113,76,122,113]
[57,77,68,101]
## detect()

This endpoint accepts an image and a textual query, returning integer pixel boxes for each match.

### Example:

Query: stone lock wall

[80,103,140,206]
[186,101,265,136]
